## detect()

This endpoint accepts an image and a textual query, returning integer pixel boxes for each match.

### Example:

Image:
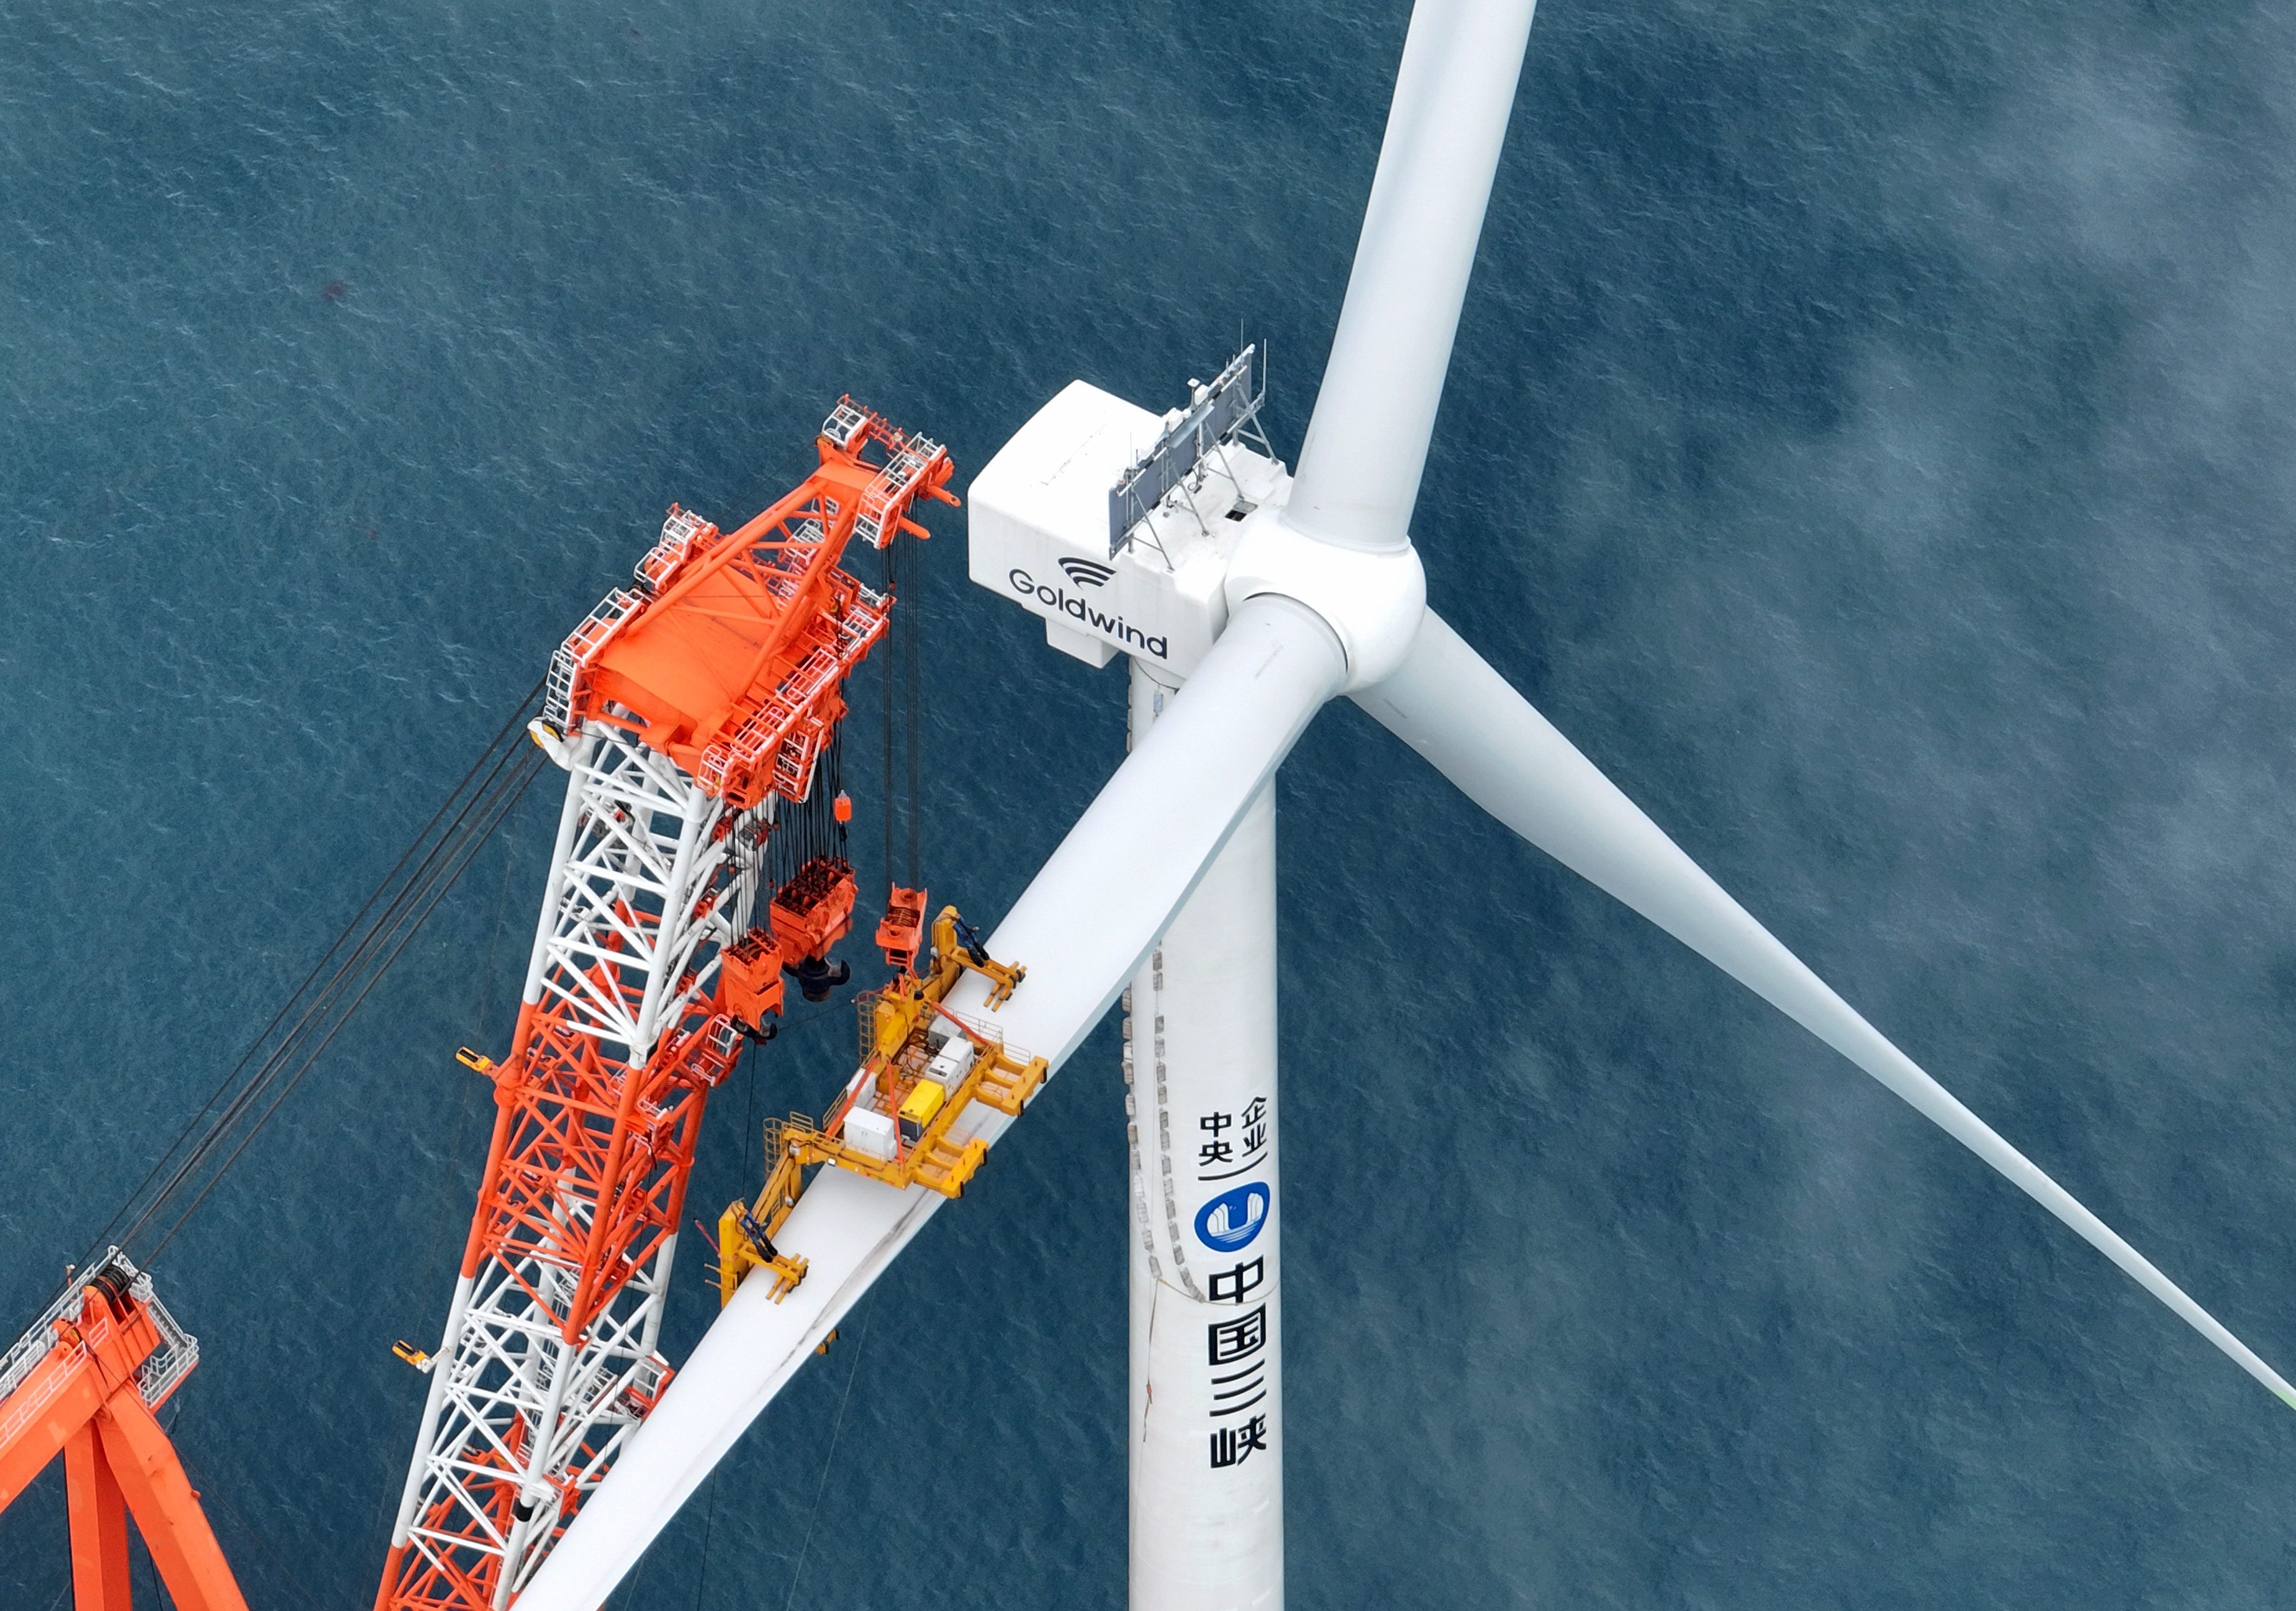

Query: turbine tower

[512,1,2296,1604]
[1123,661,1283,1610]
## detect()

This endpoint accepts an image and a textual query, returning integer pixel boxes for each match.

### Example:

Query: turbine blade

[1355,607,2296,1409]
[1285,0,1540,553]
[513,598,1348,1611]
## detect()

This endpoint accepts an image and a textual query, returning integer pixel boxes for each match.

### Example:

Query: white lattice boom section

[379,730,766,1610]
[376,400,955,1611]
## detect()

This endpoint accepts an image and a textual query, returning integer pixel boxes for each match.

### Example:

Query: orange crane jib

[0,1254,250,1611]
[546,400,957,811]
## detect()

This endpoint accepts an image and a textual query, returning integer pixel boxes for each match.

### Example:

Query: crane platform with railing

[713,904,1046,1306]
[0,1249,246,1611]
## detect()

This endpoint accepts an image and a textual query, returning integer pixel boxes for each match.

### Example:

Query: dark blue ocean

[9,1,2296,1605]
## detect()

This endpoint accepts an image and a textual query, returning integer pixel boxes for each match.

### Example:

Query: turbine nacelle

[969,374,1424,690]
[967,376,1284,675]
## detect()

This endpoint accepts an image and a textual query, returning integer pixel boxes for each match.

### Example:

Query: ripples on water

[5,2,2296,1606]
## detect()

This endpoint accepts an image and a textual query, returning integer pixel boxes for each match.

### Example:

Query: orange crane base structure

[0,1250,247,1611]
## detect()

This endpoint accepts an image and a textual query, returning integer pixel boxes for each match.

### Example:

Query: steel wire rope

[360,824,528,1574]
[115,697,541,1247]
[142,745,546,1266]
[111,724,542,1273]
[142,747,541,1265]
[777,1292,875,1611]
[19,705,539,1611]
[690,1465,723,1610]
[67,675,548,1281]
[138,731,541,1270]
[903,528,923,889]
[884,540,898,898]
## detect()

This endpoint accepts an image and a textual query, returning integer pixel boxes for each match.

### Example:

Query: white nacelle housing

[967,379,1290,677]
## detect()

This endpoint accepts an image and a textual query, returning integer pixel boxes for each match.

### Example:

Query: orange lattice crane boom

[378,400,953,1611]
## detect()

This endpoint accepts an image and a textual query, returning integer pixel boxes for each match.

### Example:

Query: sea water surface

[7,1,2296,1607]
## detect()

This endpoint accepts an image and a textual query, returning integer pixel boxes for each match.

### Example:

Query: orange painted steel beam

[96,1387,247,1611]
[551,401,956,811]
[1,1285,161,1509]
[0,1271,248,1611]
[65,1424,131,1611]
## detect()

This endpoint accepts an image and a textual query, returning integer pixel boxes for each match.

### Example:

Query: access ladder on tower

[0,1249,249,1611]
[376,400,955,1611]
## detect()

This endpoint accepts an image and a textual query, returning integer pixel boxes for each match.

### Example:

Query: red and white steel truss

[377,734,757,1609]
[376,402,953,1611]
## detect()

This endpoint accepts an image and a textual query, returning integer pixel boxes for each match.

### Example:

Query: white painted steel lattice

[379,729,764,1610]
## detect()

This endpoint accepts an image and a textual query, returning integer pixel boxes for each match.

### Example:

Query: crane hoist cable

[141,743,545,1266]
[878,530,925,890]
[39,675,549,1312]
[42,425,834,1309]
[874,525,927,972]
[903,522,923,888]
[882,547,897,891]
[131,715,543,1263]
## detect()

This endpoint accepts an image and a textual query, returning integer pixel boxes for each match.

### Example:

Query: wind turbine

[516,0,2295,1605]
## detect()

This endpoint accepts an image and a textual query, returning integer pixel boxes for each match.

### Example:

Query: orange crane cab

[718,929,788,1033]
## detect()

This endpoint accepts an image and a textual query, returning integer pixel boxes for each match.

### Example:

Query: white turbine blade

[1285,0,1539,552]
[514,597,1348,1611]
[1355,607,2296,1409]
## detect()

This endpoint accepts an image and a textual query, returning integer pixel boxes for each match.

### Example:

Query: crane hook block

[719,929,787,1029]
[876,885,928,972]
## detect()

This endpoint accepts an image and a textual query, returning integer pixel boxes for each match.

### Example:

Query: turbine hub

[1223,505,1426,691]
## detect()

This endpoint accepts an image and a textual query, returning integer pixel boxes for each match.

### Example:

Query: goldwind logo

[1007,568,1170,658]
[1059,556,1115,588]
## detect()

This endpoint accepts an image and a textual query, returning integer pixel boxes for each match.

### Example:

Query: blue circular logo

[1194,1183,1270,1253]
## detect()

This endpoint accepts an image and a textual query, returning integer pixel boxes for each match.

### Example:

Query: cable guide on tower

[714,906,1045,1306]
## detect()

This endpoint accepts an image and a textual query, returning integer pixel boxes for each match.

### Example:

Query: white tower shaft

[1125,658,1283,1611]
